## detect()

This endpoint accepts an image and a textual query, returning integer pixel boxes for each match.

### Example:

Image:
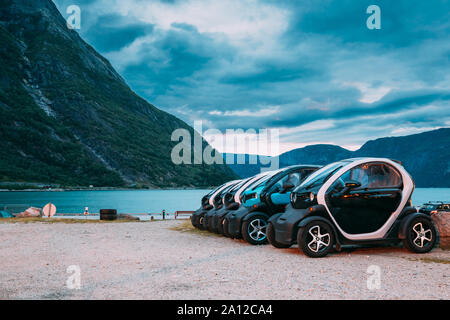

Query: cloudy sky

[53,0,450,155]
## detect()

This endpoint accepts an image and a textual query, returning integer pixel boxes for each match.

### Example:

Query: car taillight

[431,210,438,214]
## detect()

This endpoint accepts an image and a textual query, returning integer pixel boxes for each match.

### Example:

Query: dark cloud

[52,0,450,151]
[85,14,154,52]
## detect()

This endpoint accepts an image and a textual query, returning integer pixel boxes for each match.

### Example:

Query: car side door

[325,162,404,234]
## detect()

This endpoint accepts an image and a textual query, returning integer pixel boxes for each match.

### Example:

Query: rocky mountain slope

[0,0,236,188]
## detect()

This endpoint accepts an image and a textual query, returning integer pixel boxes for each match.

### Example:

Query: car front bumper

[191,207,207,226]
[226,206,255,238]
[269,207,309,245]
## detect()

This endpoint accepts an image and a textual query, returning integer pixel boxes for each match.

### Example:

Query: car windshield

[297,161,349,190]
[247,170,281,191]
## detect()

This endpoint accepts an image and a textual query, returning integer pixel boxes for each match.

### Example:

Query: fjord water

[0,189,448,214]
[0,190,211,214]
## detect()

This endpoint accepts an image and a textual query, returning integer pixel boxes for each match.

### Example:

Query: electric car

[205,178,252,233]
[201,180,242,230]
[267,158,438,258]
[191,183,228,229]
[224,165,321,245]
[192,181,239,229]
[209,173,272,234]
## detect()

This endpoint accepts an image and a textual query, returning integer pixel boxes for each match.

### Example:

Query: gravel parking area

[0,220,448,300]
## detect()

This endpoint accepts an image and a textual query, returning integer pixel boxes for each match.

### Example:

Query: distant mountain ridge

[226,128,450,187]
[0,0,237,188]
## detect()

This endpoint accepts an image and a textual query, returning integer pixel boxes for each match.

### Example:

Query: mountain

[227,128,450,188]
[0,0,237,188]
[354,128,450,187]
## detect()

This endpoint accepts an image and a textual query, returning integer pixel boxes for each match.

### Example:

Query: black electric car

[205,178,251,233]
[211,173,275,234]
[191,185,223,229]
[268,158,437,257]
[191,181,238,229]
[201,180,242,230]
[224,165,321,245]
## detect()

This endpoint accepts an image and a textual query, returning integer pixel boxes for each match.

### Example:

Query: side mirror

[345,180,361,189]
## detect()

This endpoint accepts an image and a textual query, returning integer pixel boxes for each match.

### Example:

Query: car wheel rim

[412,222,433,248]
[307,225,330,253]
[248,219,267,241]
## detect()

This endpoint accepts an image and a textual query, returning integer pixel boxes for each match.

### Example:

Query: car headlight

[309,192,315,202]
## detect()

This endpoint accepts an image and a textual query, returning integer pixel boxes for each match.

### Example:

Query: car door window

[335,163,402,189]
[272,172,302,193]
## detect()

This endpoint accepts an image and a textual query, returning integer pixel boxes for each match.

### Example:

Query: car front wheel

[198,216,206,230]
[298,220,335,258]
[403,217,436,253]
[242,215,268,245]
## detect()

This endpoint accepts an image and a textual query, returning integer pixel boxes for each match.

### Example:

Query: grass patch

[406,257,450,264]
[170,220,221,237]
[417,257,450,264]
[0,217,144,224]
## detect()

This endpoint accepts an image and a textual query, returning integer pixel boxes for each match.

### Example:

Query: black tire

[402,217,437,253]
[297,220,335,258]
[207,215,215,233]
[267,223,291,248]
[223,218,232,238]
[198,216,206,230]
[191,216,200,229]
[242,215,269,245]
[214,217,222,234]
[202,215,209,230]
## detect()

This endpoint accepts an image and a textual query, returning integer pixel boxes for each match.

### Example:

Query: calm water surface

[0,188,448,214]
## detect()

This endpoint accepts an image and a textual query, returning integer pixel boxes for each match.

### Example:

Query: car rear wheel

[403,217,436,253]
[267,223,291,249]
[242,215,268,245]
[298,220,335,258]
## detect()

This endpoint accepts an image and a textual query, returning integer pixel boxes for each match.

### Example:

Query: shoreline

[1,187,449,192]
[0,187,214,192]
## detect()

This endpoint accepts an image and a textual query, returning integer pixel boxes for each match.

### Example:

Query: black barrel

[100,209,117,221]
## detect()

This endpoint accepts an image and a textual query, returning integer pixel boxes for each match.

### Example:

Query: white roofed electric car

[268,158,437,257]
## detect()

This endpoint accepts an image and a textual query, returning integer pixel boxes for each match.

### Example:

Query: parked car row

[191,157,438,257]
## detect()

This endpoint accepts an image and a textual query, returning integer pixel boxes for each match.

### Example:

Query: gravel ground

[0,220,448,300]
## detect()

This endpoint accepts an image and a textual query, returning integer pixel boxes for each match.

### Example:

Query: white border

[316,158,414,240]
